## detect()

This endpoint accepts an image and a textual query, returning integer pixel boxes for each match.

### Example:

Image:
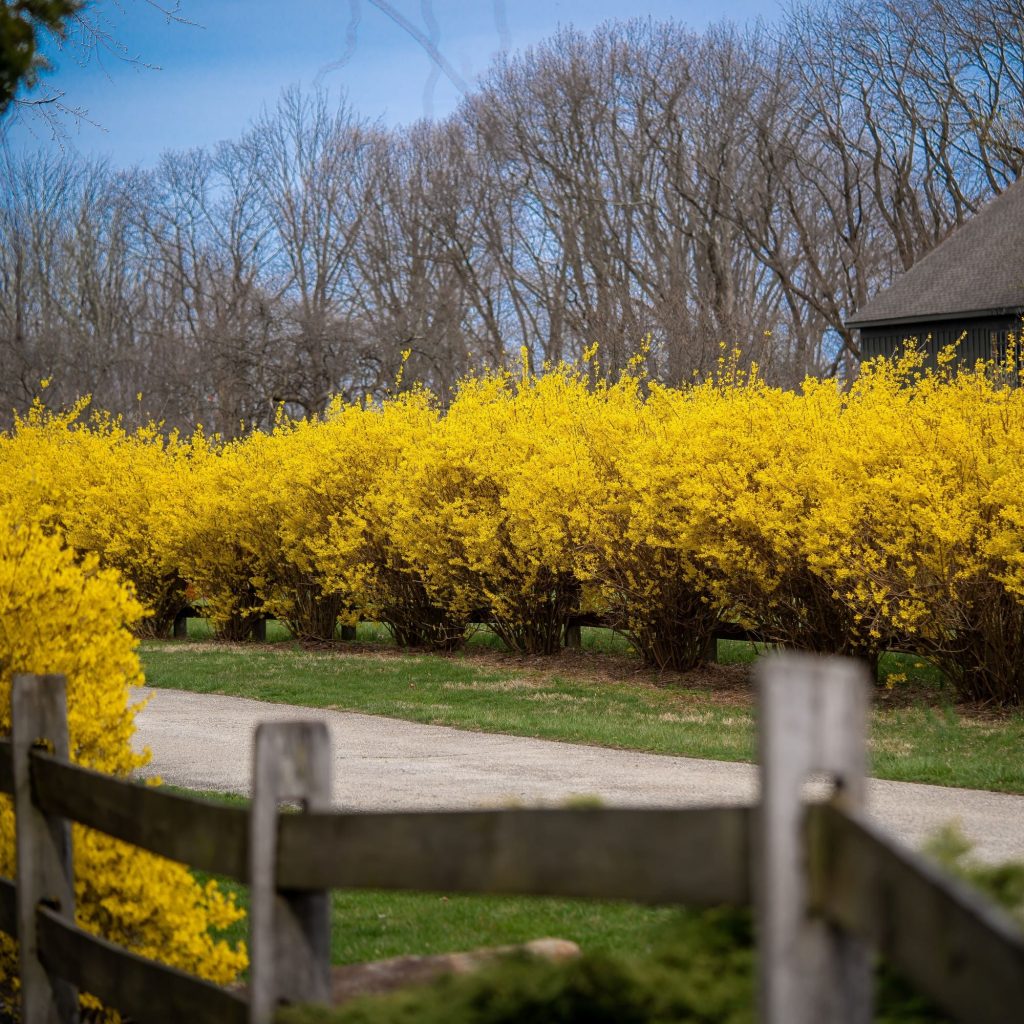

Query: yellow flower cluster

[6,349,1024,703]
[0,513,246,1017]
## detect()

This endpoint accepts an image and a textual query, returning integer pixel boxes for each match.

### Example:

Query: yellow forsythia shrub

[9,349,1024,702]
[60,418,194,639]
[807,352,1024,702]
[238,420,350,640]
[494,363,725,669]
[389,370,583,654]
[0,511,246,1018]
[157,429,271,640]
[0,398,190,637]
[301,392,466,649]
[678,370,882,660]
[577,374,730,670]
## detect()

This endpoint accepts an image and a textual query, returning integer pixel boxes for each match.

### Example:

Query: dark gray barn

[846,178,1024,366]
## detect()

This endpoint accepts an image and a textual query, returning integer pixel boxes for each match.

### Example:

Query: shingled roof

[846,177,1024,328]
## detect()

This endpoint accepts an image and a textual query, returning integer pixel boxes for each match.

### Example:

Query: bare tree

[4,4,1024,429]
[248,87,377,416]
[136,143,279,433]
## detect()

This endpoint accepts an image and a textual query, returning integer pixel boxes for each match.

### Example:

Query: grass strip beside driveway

[139,640,1024,795]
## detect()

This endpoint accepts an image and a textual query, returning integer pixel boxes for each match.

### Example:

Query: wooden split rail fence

[171,604,766,650]
[1,655,1023,1023]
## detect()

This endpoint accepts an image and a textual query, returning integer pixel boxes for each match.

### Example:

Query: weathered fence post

[756,653,872,1024]
[172,608,189,639]
[11,673,78,1024]
[249,721,332,1024]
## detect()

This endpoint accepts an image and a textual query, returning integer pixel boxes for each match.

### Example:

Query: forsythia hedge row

[0,512,246,1018]
[5,351,1024,704]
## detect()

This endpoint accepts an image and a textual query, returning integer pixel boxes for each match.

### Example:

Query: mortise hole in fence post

[755,653,872,1024]
[12,673,78,1024]
[249,721,332,1024]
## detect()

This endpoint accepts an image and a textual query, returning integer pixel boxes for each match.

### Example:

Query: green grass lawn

[138,623,1024,794]
[214,880,682,969]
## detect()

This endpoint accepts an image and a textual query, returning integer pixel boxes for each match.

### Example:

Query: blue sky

[5,0,780,168]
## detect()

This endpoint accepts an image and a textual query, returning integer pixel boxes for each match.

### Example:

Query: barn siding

[859,315,1022,368]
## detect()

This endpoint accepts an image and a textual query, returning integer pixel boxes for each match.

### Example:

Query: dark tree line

[2,0,1023,433]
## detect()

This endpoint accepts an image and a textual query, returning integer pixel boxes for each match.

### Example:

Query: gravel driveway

[132,686,1024,864]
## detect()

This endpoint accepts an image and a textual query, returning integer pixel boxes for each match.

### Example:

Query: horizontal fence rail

[8,743,754,901]
[276,806,752,904]
[29,751,249,879]
[36,904,248,1024]
[172,602,772,649]
[171,604,926,663]
[809,802,1024,1024]
[1,660,1022,1024]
